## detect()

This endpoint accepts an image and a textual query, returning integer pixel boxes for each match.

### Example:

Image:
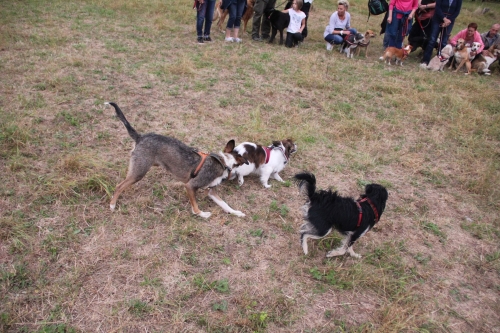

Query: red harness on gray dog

[355,197,380,227]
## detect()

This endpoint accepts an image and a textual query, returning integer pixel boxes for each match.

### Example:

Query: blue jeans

[386,11,409,48]
[422,18,454,64]
[227,0,246,29]
[325,28,357,45]
[196,0,216,37]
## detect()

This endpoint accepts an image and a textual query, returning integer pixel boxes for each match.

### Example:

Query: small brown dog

[355,30,376,57]
[215,0,255,33]
[380,45,413,65]
[452,39,481,75]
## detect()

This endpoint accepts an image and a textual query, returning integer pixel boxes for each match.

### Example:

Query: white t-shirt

[287,9,306,33]
[323,11,351,38]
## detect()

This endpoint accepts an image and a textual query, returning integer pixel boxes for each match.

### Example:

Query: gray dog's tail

[105,102,140,142]
[294,172,316,200]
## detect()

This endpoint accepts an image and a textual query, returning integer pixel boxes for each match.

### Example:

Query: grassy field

[1,0,499,332]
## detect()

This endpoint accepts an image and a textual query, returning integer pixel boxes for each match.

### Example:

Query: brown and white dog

[214,0,255,33]
[355,30,376,58]
[380,45,413,65]
[231,139,297,188]
[426,44,454,71]
[452,39,481,75]
[471,44,500,75]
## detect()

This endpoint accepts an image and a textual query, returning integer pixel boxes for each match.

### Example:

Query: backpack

[368,0,389,20]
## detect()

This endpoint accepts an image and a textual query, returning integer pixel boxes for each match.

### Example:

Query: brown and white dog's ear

[237,155,249,166]
[224,139,236,153]
[272,140,282,147]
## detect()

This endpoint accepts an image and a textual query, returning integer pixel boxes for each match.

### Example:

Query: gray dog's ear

[224,140,236,153]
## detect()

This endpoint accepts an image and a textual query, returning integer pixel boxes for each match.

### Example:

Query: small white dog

[231,139,297,188]
[426,44,454,71]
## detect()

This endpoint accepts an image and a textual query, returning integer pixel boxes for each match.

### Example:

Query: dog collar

[191,151,231,179]
[269,145,289,165]
[438,54,449,62]
[358,40,370,47]
[355,197,379,227]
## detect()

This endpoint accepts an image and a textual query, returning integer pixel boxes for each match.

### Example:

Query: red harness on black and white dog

[263,145,289,165]
[355,197,379,227]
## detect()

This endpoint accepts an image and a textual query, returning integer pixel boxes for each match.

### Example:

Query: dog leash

[269,145,289,164]
[355,197,380,227]
[437,26,446,61]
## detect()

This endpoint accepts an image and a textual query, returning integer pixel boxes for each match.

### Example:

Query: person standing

[252,0,277,41]
[195,0,216,44]
[419,0,462,67]
[224,0,247,42]
[385,0,418,48]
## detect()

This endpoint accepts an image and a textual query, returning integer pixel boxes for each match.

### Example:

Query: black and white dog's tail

[294,172,317,200]
[105,102,140,142]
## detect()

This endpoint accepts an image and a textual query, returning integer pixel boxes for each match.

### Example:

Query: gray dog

[105,102,248,218]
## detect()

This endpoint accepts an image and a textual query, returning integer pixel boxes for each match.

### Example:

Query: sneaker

[234,38,242,43]
[197,37,204,44]
[419,63,428,69]
[225,37,234,42]
[326,42,333,51]
[252,36,262,42]
[204,36,212,42]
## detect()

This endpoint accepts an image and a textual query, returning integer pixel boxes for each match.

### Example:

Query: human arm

[299,17,306,33]
[448,30,465,46]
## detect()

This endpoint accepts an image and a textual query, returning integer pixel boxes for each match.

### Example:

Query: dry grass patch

[1,0,500,332]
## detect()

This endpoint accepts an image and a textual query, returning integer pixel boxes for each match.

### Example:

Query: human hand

[483,50,492,57]
[387,17,392,24]
[343,30,351,36]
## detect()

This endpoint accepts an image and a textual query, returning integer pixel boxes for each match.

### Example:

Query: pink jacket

[389,0,418,12]
[449,29,484,54]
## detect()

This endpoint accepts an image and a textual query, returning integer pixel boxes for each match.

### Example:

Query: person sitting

[449,22,484,56]
[324,0,358,51]
[283,0,306,48]
[481,23,499,57]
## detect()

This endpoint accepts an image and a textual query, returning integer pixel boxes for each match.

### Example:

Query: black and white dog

[340,32,365,58]
[294,172,388,258]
